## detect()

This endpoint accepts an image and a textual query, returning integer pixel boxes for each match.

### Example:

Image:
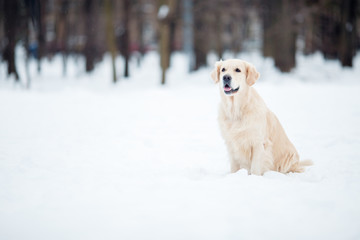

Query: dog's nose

[223,74,232,83]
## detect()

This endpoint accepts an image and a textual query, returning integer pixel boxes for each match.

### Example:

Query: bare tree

[37,0,45,73]
[135,0,146,58]
[105,0,118,83]
[3,0,20,80]
[158,0,177,85]
[193,0,209,70]
[84,0,96,72]
[120,0,131,78]
[261,0,297,72]
[273,0,297,72]
[339,0,357,67]
[303,0,359,67]
[182,0,195,71]
[56,0,70,76]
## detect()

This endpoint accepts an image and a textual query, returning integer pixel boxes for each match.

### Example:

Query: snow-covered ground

[1,50,360,240]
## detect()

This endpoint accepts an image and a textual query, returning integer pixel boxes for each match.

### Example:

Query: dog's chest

[220,117,260,142]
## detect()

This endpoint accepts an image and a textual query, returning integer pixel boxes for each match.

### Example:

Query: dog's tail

[277,153,313,173]
[295,159,313,173]
[299,159,313,167]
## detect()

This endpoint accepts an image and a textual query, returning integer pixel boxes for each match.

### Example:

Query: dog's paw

[250,167,265,176]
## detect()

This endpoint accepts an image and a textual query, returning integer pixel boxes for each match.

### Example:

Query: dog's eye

[235,68,241,72]
[221,68,226,72]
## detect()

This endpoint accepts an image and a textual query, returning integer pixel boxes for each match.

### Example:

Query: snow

[0,49,360,240]
[158,5,169,19]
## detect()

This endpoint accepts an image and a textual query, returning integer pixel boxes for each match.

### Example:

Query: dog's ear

[210,60,222,83]
[245,62,260,86]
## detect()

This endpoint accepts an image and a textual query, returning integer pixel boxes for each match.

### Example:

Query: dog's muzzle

[223,75,239,95]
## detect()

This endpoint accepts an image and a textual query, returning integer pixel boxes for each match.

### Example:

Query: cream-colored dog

[211,59,311,175]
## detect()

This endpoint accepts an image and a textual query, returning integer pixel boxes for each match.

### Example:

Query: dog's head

[210,59,260,96]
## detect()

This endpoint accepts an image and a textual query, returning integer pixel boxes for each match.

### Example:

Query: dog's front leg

[230,160,240,173]
[250,144,269,175]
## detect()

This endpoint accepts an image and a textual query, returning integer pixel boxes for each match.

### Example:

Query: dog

[211,59,312,175]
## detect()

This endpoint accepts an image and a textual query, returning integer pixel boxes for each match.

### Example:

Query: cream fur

[211,59,312,175]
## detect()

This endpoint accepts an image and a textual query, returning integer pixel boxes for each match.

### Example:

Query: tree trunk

[136,0,146,57]
[273,0,296,72]
[57,0,69,76]
[262,0,297,72]
[193,0,208,70]
[319,4,341,60]
[3,0,20,80]
[160,22,170,85]
[158,0,177,85]
[215,10,223,60]
[122,0,131,78]
[304,9,317,55]
[339,0,357,67]
[25,12,31,88]
[262,0,276,58]
[182,0,195,71]
[84,0,96,72]
[105,0,118,83]
[37,0,45,73]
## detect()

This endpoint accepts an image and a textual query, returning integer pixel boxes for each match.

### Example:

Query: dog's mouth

[224,84,239,95]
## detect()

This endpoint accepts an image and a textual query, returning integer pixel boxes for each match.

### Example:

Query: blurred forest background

[0,0,359,86]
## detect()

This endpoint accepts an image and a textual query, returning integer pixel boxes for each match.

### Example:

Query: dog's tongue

[224,86,232,91]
